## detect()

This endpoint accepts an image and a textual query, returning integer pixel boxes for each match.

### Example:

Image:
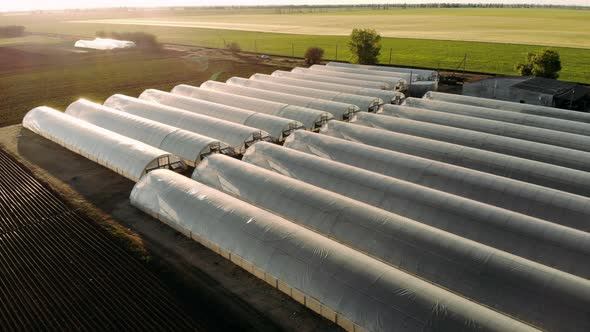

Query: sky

[1,1,590,12]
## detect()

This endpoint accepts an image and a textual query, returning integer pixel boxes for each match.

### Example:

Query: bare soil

[0,125,340,332]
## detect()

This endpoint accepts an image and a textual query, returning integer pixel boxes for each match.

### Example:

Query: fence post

[292,43,294,57]
[335,45,338,61]
[389,48,392,64]
[254,40,258,53]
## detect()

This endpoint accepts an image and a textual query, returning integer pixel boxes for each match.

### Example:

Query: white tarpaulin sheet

[284,130,590,232]
[192,154,590,332]
[131,169,538,332]
[22,106,181,182]
[243,142,590,279]
[104,94,271,154]
[74,38,136,50]
[171,84,331,131]
[65,99,223,166]
[139,89,303,142]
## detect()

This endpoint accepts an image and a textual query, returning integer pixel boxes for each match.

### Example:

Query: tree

[348,28,382,65]
[226,42,241,54]
[516,49,562,79]
[304,47,324,65]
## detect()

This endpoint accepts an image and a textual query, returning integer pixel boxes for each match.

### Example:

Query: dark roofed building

[463,76,590,112]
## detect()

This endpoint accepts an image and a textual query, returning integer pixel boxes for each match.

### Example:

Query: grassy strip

[28,22,590,84]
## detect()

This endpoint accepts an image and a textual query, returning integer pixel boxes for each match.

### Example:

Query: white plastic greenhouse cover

[131,170,536,332]
[284,130,590,232]
[254,73,404,104]
[138,89,303,142]
[331,117,590,197]
[243,142,590,278]
[22,106,183,182]
[65,99,223,166]
[193,154,590,332]
[327,62,438,81]
[425,91,590,124]
[309,64,414,82]
[171,84,331,131]
[200,80,358,121]
[103,94,271,154]
[227,76,383,112]
[404,97,590,137]
[275,69,390,90]
[368,110,590,173]
[381,104,590,153]
[407,81,438,98]
[292,67,401,90]
[74,38,136,50]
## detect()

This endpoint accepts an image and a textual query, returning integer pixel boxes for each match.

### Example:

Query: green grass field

[0,8,590,83]
[4,7,588,83]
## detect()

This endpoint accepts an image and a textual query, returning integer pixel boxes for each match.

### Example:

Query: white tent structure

[131,170,535,332]
[227,77,383,112]
[200,80,359,121]
[284,130,590,232]
[65,99,224,166]
[74,38,136,50]
[138,89,303,142]
[381,104,590,153]
[193,154,590,332]
[243,142,590,278]
[327,62,438,81]
[328,117,590,197]
[404,98,590,137]
[171,84,331,131]
[367,111,590,173]
[309,64,414,82]
[253,73,404,104]
[425,91,590,124]
[274,69,390,90]
[103,94,271,155]
[292,67,401,90]
[22,106,184,182]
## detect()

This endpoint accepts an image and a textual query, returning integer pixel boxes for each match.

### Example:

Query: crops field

[3,7,590,83]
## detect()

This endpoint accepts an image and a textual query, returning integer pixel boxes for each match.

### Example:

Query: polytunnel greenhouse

[252,73,404,104]
[65,99,224,166]
[192,154,590,332]
[22,106,184,182]
[131,170,535,332]
[243,142,590,278]
[138,89,304,142]
[171,84,332,131]
[367,110,590,173]
[328,117,590,197]
[424,91,590,124]
[309,64,414,82]
[273,69,390,90]
[403,97,590,137]
[292,67,401,90]
[381,104,590,153]
[227,76,384,112]
[103,94,271,154]
[284,130,590,231]
[326,62,438,81]
[200,80,359,121]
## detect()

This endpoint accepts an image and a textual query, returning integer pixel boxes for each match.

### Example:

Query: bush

[226,42,241,53]
[348,28,382,65]
[304,47,324,65]
[0,25,26,38]
[515,49,562,79]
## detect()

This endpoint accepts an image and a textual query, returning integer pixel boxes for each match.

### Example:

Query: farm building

[463,76,590,111]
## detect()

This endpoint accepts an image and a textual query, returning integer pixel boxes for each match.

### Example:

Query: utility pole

[389,48,392,64]
[335,45,338,61]
[292,43,294,57]
[254,40,258,53]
